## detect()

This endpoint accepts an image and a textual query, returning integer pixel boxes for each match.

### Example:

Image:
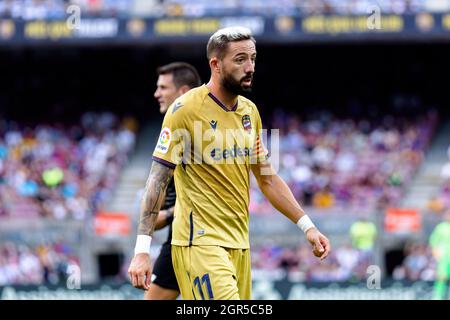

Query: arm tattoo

[137,161,174,236]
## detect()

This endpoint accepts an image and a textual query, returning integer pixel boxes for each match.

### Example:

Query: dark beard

[222,73,252,95]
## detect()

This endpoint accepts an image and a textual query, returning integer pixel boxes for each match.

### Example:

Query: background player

[429,210,450,300]
[128,26,330,300]
[145,62,201,300]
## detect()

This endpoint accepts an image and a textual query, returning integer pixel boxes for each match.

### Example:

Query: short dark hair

[157,62,201,89]
[207,26,256,60]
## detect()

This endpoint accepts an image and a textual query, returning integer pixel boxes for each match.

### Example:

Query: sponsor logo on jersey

[155,127,171,154]
[172,101,183,114]
[210,144,252,161]
[209,120,217,130]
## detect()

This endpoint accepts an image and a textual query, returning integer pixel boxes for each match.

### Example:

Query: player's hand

[128,253,152,290]
[306,228,331,261]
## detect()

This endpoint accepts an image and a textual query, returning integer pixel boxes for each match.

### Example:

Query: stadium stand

[1,0,449,19]
[391,241,436,281]
[250,111,438,215]
[1,0,450,301]
[427,145,450,212]
[0,112,136,220]
[252,243,374,282]
[0,240,79,286]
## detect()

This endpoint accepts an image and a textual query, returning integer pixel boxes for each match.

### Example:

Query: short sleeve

[251,107,269,165]
[152,103,189,168]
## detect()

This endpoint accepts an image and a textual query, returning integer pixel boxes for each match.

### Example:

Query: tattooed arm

[138,161,174,236]
[128,161,174,290]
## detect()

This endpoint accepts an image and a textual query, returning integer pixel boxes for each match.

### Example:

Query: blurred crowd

[161,0,450,16]
[1,239,440,285]
[251,243,374,282]
[252,241,441,282]
[392,242,437,281]
[4,239,439,285]
[0,112,136,220]
[250,111,437,215]
[0,241,79,286]
[427,145,450,214]
[1,0,449,20]
[0,0,130,19]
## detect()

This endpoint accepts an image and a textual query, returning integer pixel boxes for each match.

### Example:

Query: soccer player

[429,210,450,300]
[128,26,330,300]
[145,62,201,300]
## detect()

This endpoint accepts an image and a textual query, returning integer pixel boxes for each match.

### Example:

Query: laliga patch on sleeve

[155,127,171,154]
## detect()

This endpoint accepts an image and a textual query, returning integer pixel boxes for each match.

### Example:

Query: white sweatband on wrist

[134,235,152,255]
[297,215,315,233]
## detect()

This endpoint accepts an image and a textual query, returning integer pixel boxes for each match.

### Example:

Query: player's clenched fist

[306,228,331,261]
[128,253,152,290]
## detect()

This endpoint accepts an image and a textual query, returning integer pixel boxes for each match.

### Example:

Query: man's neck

[206,80,238,111]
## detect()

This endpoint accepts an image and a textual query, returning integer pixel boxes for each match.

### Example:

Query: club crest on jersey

[242,115,252,132]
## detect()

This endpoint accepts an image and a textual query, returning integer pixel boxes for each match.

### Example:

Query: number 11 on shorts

[193,273,214,300]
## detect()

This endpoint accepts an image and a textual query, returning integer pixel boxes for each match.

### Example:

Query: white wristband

[134,235,152,255]
[297,215,315,233]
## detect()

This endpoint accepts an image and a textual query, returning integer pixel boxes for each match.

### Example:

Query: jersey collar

[207,92,238,112]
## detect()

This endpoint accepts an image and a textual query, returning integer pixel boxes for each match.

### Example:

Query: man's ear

[210,57,220,74]
[178,84,191,95]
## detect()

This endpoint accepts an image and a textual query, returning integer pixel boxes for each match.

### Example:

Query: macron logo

[209,120,217,130]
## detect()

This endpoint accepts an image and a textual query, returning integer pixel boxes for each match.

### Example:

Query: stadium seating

[250,111,437,215]
[1,0,448,20]
[426,145,450,213]
[251,243,374,282]
[0,112,136,220]
[392,242,436,281]
[0,240,79,286]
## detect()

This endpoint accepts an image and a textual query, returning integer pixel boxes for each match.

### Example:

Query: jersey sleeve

[251,107,270,165]
[152,103,189,169]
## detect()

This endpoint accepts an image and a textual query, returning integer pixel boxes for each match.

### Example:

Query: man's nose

[154,89,160,98]
[244,60,254,73]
